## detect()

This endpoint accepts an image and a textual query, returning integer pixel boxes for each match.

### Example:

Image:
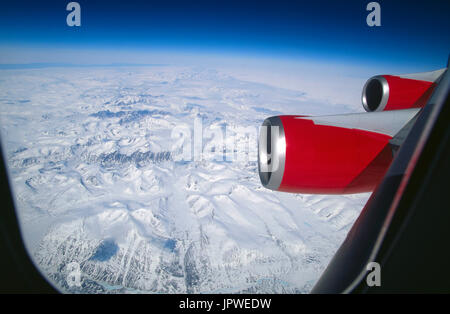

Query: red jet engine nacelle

[258,68,445,194]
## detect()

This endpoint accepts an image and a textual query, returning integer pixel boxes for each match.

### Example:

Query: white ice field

[0,65,370,293]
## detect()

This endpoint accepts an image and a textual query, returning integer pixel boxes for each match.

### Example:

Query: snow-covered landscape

[0,64,370,293]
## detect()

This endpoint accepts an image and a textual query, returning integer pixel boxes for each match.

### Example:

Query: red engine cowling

[258,115,394,194]
[361,69,444,112]
[258,69,445,194]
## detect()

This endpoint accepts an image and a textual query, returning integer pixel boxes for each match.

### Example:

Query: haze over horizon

[1,0,449,71]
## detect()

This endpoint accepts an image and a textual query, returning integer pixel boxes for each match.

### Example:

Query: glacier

[0,65,370,293]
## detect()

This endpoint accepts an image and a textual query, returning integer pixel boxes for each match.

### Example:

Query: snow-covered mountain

[0,65,369,293]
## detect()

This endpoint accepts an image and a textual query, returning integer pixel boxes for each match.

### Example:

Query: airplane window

[1,0,448,294]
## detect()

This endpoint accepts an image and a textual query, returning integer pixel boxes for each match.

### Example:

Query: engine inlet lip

[258,116,286,190]
[362,75,389,112]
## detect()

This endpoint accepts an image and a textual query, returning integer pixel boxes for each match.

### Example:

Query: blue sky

[0,0,449,70]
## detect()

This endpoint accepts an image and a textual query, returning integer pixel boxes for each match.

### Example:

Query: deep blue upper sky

[0,0,449,69]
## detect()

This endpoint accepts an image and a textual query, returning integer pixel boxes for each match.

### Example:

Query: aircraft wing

[257,62,447,195]
[312,61,450,293]
[257,57,450,293]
